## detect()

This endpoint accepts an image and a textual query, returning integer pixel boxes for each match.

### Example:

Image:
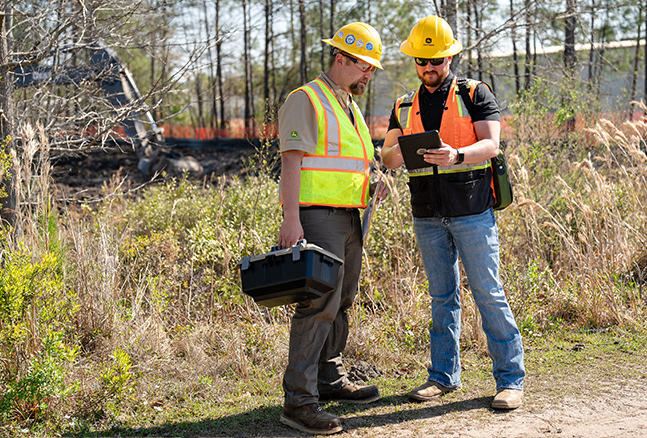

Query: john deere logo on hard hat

[425,37,433,44]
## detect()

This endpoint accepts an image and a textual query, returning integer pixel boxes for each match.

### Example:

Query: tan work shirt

[278,72,355,154]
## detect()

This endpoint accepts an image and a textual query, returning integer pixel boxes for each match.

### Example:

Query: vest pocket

[442,168,494,216]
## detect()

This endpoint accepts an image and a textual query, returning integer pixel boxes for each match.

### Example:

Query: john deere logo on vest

[290,131,299,138]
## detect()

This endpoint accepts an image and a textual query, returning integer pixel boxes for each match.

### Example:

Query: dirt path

[328,375,647,438]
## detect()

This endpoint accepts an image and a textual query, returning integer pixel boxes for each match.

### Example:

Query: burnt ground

[50,140,275,203]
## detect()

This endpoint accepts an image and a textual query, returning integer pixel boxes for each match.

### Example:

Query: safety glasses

[415,57,446,67]
[342,53,377,73]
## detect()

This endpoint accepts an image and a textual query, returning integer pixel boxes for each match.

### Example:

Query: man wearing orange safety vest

[382,16,526,410]
[277,22,388,435]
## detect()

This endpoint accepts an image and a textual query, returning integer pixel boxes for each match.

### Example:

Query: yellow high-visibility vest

[289,78,373,208]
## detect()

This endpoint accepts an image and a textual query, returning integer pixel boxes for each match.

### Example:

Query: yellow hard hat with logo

[322,22,383,70]
[400,15,462,59]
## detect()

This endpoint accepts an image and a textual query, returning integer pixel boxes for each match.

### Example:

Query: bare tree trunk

[629,6,643,118]
[510,0,520,95]
[474,1,482,81]
[299,0,307,84]
[329,0,335,37]
[564,0,577,76]
[524,0,532,90]
[587,0,596,88]
[644,4,647,112]
[264,0,272,128]
[151,53,157,121]
[466,0,473,78]
[364,0,373,136]
[243,0,254,136]
[319,0,325,72]
[594,4,610,96]
[216,0,226,131]
[0,4,19,234]
[443,0,461,74]
[196,74,205,128]
[203,0,217,129]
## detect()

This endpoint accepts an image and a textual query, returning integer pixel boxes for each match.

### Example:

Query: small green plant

[0,334,78,422]
[98,348,136,418]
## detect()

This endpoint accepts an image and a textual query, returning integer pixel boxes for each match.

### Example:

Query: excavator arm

[13,40,167,176]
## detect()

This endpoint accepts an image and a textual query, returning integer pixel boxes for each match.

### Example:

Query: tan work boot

[407,381,461,401]
[319,382,381,404]
[492,389,523,409]
[280,403,342,435]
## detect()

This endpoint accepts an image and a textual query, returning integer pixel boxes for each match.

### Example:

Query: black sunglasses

[415,57,446,67]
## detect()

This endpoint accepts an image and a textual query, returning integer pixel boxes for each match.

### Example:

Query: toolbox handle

[240,256,251,271]
[270,239,308,255]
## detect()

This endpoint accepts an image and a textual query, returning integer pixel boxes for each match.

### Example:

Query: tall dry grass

[1,106,646,431]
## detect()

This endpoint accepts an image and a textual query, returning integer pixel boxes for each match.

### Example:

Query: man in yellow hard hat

[277,22,387,435]
[381,15,526,410]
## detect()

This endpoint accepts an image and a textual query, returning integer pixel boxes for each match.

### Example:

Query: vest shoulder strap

[456,77,494,117]
[394,90,417,131]
[397,90,416,107]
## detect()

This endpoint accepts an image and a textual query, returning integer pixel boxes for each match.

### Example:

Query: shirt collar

[319,71,353,110]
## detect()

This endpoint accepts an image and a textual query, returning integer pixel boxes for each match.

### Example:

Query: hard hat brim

[323,39,384,70]
[400,40,463,59]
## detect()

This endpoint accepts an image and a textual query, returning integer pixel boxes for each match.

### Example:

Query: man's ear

[335,53,345,67]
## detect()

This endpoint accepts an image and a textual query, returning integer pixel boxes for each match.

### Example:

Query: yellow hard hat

[322,22,383,70]
[400,15,462,59]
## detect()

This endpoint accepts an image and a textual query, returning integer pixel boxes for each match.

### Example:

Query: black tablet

[398,130,442,171]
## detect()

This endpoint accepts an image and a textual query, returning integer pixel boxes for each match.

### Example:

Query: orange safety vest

[394,77,496,217]
[283,78,373,208]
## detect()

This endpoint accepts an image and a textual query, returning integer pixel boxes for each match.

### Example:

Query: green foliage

[98,348,136,418]
[0,334,78,422]
[0,243,78,422]
[0,135,13,199]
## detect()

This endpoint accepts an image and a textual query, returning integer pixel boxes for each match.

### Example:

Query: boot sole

[280,414,343,435]
[407,385,461,401]
[492,399,522,409]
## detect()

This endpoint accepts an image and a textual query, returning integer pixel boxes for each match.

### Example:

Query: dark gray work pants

[282,207,363,408]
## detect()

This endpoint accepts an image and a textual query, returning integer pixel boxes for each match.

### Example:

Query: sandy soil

[330,377,647,438]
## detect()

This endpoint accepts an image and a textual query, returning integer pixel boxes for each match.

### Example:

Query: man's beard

[349,80,367,96]
[418,70,443,88]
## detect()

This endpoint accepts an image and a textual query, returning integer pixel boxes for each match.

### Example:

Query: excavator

[13,40,202,178]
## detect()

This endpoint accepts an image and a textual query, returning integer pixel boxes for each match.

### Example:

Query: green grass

[47,326,646,437]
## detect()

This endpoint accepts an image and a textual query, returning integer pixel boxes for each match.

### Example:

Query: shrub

[0,243,78,422]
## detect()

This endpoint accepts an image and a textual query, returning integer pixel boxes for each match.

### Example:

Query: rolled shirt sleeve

[278,90,318,154]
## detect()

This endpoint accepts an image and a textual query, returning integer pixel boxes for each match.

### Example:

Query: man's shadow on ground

[79,394,495,437]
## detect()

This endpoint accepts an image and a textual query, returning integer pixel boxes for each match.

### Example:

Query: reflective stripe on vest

[290,78,373,208]
[395,77,490,177]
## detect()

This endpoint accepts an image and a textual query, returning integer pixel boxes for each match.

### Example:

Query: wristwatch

[455,149,465,165]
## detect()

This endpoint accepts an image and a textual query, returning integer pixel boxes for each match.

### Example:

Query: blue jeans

[413,209,525,390]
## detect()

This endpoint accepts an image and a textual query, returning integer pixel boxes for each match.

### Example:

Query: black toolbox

[239,240,343,307]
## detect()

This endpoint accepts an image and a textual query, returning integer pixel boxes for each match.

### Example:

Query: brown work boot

[280,403,342,435]
[407,381,461,401]
[492,389,523,409]
[319,382,381,404]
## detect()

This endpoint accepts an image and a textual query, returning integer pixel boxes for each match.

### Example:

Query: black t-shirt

[387,72,500,132]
